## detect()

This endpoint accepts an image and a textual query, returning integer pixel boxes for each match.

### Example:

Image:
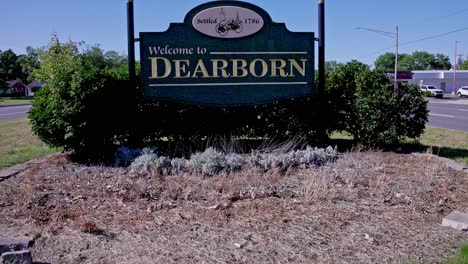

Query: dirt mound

[0,152,467,263]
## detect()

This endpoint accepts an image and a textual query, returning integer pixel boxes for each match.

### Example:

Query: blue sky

[1,0,467,66]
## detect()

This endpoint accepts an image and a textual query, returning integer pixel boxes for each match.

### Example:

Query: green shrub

[29,37,427,159]
[134,95,326,144]
[29,38,134,159]
[327,61,428,147]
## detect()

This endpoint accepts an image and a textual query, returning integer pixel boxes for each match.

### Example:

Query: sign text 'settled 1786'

[140,1,315,107]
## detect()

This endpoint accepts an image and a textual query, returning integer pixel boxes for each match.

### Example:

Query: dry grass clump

[302,170,333,203]
[300,151,463,216]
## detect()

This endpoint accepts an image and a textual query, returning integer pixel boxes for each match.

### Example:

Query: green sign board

[140,1,315,107]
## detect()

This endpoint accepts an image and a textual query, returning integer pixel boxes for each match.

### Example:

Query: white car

[421,85,444,98]
[457,86,468,97]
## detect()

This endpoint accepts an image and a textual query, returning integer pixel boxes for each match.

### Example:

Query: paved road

[428,98,468,132]
[0,105,32,121]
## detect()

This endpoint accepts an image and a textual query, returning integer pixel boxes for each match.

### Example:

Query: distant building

[1,80,26,95]
[388,70,468,93]
[408,70,468,93]
[25,80,45,96]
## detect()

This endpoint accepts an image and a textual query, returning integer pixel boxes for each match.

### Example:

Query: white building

[25,80,45,96]
[405,70,468,94]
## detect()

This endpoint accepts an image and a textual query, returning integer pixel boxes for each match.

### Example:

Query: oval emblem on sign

[192,6,264,38]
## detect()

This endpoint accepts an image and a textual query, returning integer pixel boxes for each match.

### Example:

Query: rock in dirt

[1,250,32,264]
[0,238,31,256]
[442,211,468,231]
[208,200,233,210]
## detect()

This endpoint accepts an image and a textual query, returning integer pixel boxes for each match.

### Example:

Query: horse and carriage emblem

[215,9,243,36]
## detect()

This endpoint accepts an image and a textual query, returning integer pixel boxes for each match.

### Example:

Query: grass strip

[331,126,468,165]
[0,118,59,169]
[0,96,33,106]
[444,245,468,264]
[419,127,468,165]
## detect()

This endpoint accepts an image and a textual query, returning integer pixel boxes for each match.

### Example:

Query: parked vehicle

[421,85,444,98]
[457,86,468,97]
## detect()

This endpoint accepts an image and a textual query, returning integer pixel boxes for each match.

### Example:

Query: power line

[413,7,468,24]
[357,45,395,59]
[356,27,468,60]
[399,27,468,47]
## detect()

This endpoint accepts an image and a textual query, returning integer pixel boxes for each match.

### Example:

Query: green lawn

[445,245,468,264]
[404,245,468,264]
[1,118,467,169]
[419,127,468,165]
[331,126,468,165]
[0,118,59,169]
[0,96,33,106]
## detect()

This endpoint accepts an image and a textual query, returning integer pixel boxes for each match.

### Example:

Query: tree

[0,51,5,87]
[433,53,452,70]
[325,61,340,73]
[375,51,451,71]
[460,60,468,70]
[79,45,129,79]
[17,46,40,83]
[375,52,411,72]
[399,51,433,70]
[375,53,396,72]
[0,49,22,81]
[104,50,127,69]
[401,51,450,70]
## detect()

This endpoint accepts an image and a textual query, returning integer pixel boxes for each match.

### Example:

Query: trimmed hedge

[30,40,428,159]
[327,61,428,146]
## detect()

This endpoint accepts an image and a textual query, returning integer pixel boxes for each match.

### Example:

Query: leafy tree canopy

[460,60,468,70]
[17,46,40,83]
[375,51,451,71]
[0,40,127,86]
[325,60,340,73]
[0,49,22,82]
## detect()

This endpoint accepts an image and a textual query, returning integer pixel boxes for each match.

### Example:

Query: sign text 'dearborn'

[140,1,315,106]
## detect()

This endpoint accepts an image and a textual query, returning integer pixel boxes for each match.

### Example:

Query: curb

[0,163,27,182]
[0,153,62,182]
[0,104,32,108]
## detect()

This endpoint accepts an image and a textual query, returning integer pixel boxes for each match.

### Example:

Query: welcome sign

[140,1,315,106]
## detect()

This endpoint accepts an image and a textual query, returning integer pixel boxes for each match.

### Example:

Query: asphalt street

[427,98,468,132]
[0,105,31,121]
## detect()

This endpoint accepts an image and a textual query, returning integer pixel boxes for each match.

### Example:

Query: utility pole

[395,26,399,92]
[127,0,136,85]
[453,41,459,95]
[317,0,325,94]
